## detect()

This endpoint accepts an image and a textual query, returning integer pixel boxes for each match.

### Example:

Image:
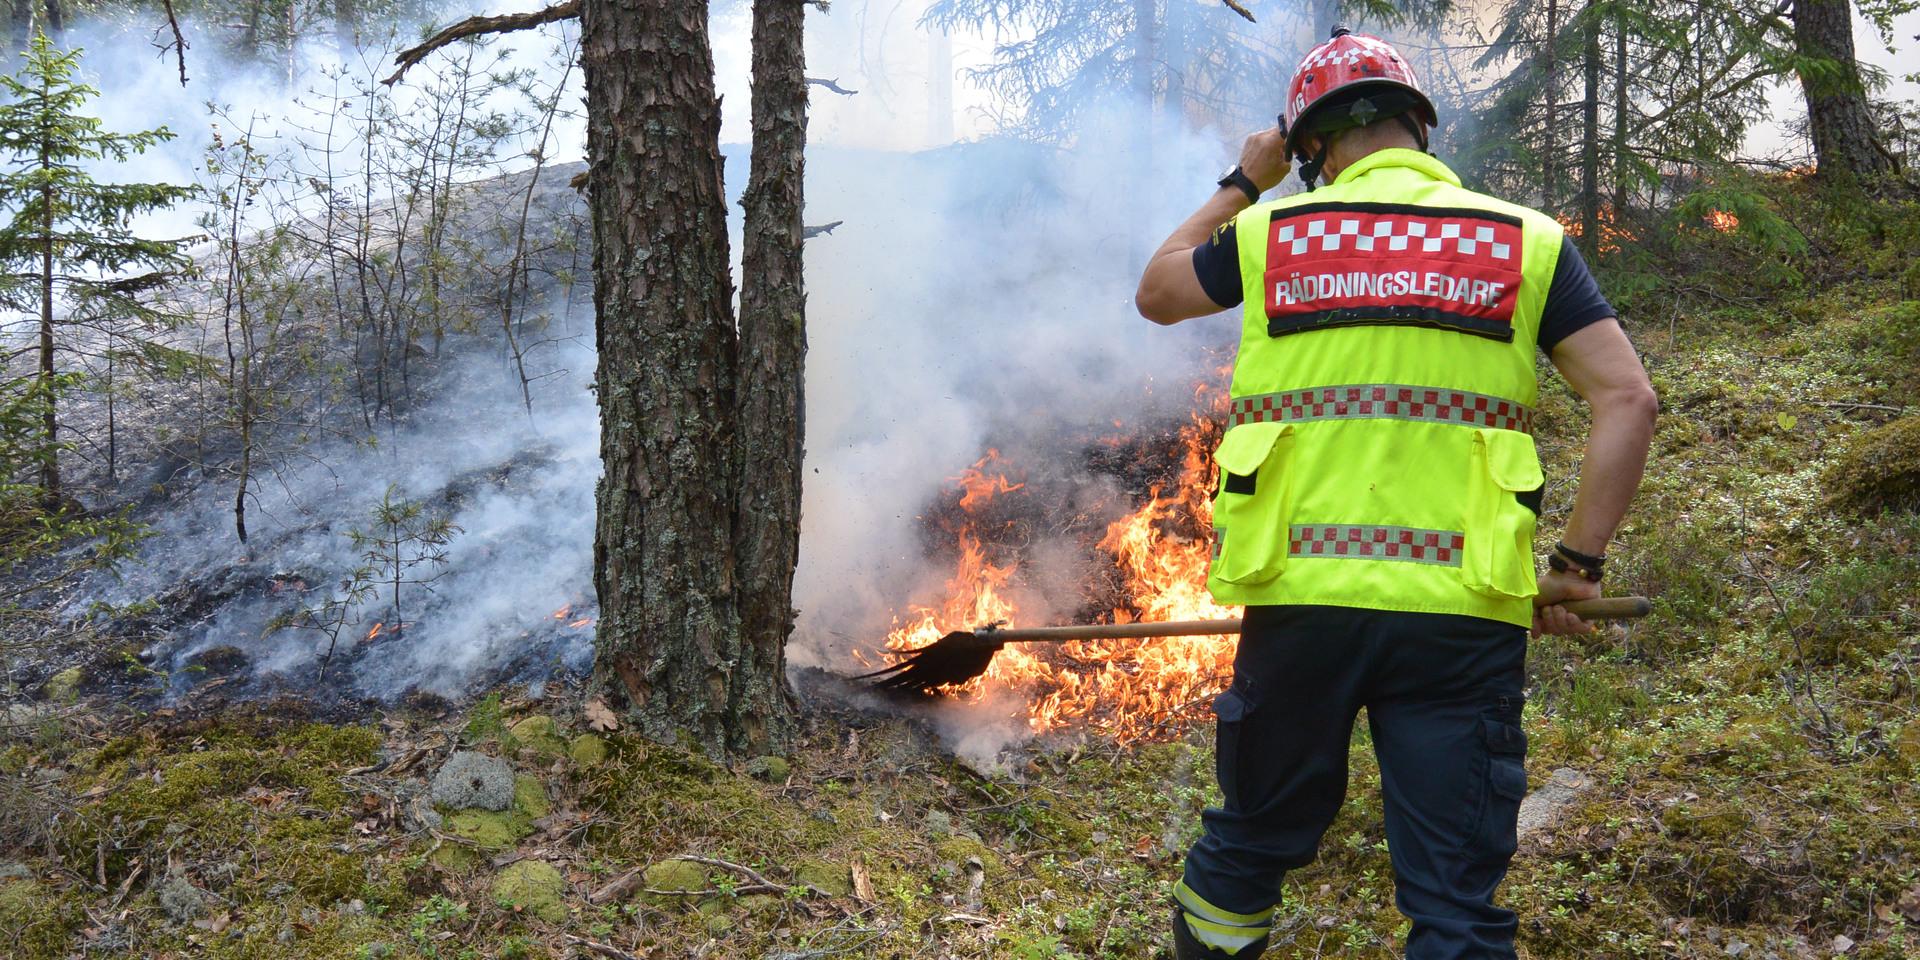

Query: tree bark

[583,0,751,755]
[1579,0,1600,258]
[731,0,809,754]
[1612,3,1628,214]
[37,128,57,509]
[1543,0,1558,212]
[1793,0,1896,179]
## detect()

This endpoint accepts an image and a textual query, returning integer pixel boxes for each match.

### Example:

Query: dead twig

[385,0,581,85]
[564,935,639,960]
[803,220,843,239]
[1220,0,1256,22]
[805,77,858,96]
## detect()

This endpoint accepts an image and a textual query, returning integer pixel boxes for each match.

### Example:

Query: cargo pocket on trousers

[1461,428,1545,600]
[1469,708,1529,863]
[1211,686,1251,811]
[1209,423,1296,587]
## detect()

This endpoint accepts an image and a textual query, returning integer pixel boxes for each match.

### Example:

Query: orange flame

[1556,206,1635,256]
[568,618,594,629]
[365,622,387,642]
[876,379,1242,740]
[1704,210,1738,233]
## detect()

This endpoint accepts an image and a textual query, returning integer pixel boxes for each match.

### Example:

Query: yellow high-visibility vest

[1207,148,1564,627]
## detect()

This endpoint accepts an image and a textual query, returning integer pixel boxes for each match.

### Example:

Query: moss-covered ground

[3,182,1917,960]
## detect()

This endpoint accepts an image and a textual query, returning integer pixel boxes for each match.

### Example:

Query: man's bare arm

[1134,128,1292,325]
[1550,319,1658,556]
[1533,318,1658,634]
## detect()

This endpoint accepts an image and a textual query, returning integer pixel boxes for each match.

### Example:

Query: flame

[365,621,387,642]
[1703,210,1738,233]
[876,380,1242,740]
[552,605,572,620]
[568,618,594,629]
[1556,206,1635,256]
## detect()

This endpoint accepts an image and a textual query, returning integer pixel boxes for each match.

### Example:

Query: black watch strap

[1218,166,1261,203]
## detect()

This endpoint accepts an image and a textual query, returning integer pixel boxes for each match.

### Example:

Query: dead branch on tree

[157,0,189,84]
[384,0,580,85]
[805,77,858,96]
[1220,0,1255,22]
[802,220,842,239]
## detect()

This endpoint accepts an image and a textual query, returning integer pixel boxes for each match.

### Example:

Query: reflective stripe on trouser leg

[1175,879,1272,954]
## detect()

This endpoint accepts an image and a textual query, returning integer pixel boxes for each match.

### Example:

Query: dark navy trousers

[1181,604,1530,960]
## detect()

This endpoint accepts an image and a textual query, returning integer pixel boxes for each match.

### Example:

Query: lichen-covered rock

[508,715,567,760]
[42,666,82,704]
[491,860,567,922]
[568,734,608,768]
[430,751,515,811]
[924,808,953,838]
[744,755,790,782]
[156,875,208,922]
[1826,415,1920,515]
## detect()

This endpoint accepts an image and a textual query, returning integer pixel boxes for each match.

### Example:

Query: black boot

[1172,906,1269,960]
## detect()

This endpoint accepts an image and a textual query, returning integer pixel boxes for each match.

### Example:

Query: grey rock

[1516,767,1594,840]
[156,875,208,922]
[429,751,515,811]
[0,861,29,881]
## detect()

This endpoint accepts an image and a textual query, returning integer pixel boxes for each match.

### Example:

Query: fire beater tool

[857,596,1652,695]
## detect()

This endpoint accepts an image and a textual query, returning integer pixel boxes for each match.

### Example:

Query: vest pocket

[1209,422,1296,585]
[1462,428,1544,599]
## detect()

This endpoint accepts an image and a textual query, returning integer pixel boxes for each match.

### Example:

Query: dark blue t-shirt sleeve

[1190,219,1244,309]
[1538,235,1616,353]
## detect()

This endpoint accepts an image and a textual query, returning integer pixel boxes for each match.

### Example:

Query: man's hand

[1239,127,1291,192]
[1532,568,1600,636]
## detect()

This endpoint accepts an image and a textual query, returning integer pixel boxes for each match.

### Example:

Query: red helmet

[1282,27,1437,162]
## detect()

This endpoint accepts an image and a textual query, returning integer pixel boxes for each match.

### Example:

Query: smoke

[30,1,1307,760]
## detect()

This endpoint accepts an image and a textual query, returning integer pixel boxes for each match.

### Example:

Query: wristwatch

[1217,165,1261,203]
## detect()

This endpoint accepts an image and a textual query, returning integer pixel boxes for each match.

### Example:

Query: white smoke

[33,2,1292,758]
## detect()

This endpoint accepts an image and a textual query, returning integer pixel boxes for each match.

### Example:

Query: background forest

[2,0,1919,958]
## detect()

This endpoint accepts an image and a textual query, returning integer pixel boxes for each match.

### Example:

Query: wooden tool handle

[984,596,1650,643]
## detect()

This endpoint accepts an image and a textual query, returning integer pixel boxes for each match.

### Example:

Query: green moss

[568,734,608,768]
[41,666,81,703]
[492,860,567,922]
[639,859,712,905]
[465,693,507,745]
[509,716,567,761]
[443,808,527,851]
[514,775,550,819]
[794,859,851,897]
[1826,415,1920,515]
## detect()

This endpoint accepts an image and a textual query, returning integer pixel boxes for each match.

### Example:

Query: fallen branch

[802,220,843,239]
[1220,0,1255,22]
[805,77,858,96]
[385,0,580,85]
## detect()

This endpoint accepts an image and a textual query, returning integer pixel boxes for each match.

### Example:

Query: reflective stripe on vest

[1229,384,1535,433]
[1289,524,1466,566]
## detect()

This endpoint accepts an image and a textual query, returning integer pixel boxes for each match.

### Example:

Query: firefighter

[1134,28,1658,960]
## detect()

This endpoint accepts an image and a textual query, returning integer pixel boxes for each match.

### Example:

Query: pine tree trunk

[1793,0,1895,179]
[1543,0,1558,212]
[335,0,356,52]
[1579,0,1600,258]
[1612,6,1628,213]
[731,0,807,754]
[37,141,57,509]
[582,0,750,755]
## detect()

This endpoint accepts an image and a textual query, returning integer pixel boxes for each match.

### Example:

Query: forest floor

[4,184,1919,960]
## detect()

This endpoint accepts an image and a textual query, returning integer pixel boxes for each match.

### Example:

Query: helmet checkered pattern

[1283,29,1436,158]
